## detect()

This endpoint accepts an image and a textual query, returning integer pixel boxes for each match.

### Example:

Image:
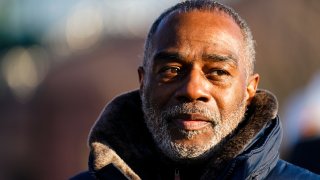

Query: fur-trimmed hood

[87,89,280,179]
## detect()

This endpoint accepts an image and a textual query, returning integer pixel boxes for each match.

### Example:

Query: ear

[246,73,259,106]
[138,66,145,91]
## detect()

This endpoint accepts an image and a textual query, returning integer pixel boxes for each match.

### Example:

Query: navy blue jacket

[71,90,320,179]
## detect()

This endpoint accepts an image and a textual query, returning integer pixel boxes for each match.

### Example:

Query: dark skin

[139,10,259,152]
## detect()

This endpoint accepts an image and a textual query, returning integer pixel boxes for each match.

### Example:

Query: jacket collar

[88,89,280,179]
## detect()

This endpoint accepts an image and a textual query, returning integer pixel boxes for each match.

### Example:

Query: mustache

[160,103,219,123]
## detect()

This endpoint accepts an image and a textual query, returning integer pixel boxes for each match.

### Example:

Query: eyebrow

[153,51,238,66]
[153,52,183,62]
[202,54,238,66]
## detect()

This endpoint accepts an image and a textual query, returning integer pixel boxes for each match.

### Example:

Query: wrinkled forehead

[154,9,244,44]
[149,10,245,63]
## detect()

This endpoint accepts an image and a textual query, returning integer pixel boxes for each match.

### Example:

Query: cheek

[213,81,247,114]
[145,79,177,109]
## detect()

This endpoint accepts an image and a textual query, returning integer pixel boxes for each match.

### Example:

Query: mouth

[171,113,213,131]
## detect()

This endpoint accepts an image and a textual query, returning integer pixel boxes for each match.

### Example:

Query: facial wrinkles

[213,31,241,58]
[141,11,249,162]
[209,27,248,77]
[142,93,213,160]
[165,30,242,66]
[141,85,247,161]
[184,12,241,50]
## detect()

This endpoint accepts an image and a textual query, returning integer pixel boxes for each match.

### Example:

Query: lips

[171,114,212,130]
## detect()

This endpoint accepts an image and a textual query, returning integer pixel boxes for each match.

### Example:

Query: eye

[206,69,230,80]
[158,66,182,80]
[160,66,180,75]
[210,70,228,76]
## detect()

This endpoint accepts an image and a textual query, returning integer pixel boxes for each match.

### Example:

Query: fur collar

[88,89,278,179]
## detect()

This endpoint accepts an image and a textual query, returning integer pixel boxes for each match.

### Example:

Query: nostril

[197,96,209,102]
[176,95,209,103]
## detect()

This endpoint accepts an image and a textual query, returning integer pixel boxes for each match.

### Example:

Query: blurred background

[0,0,319,179]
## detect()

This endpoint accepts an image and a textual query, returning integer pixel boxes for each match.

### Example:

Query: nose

[175,68,211,103]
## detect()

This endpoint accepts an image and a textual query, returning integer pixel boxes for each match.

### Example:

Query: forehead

[150,10,245,60]
[159,9,242,36]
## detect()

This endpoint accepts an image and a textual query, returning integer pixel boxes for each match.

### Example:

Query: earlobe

[246,73,260,105]
[138,66,145,91]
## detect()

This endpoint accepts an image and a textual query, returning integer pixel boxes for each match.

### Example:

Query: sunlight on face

[141,88,246,161]
[140,10,249,162]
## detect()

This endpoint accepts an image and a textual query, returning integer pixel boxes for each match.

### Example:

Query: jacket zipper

[175,168,181,180]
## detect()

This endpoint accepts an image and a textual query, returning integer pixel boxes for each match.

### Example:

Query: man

[72,1,320,179]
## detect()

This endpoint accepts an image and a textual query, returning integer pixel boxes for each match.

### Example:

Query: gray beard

[141,92,246,162]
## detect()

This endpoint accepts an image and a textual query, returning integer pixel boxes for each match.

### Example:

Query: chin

[163,131,219,161]
[166,141,217,163]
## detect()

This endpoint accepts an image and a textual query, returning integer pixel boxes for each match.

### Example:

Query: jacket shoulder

[266,159,320,180]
